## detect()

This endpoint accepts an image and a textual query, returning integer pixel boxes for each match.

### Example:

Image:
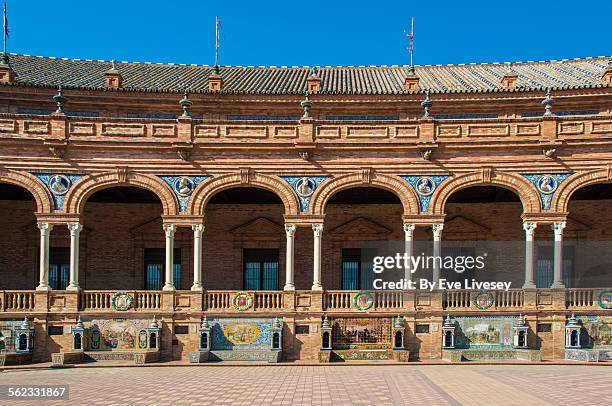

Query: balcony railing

[0,288,608,314]
[0,113,610,146]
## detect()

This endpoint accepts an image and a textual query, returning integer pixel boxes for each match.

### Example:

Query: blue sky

[8,1,612,66]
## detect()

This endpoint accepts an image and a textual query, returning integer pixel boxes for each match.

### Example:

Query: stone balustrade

[0,113,610,146]
[0,288,607,314]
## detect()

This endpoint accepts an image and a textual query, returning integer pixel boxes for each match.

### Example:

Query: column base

[522,282,536,289]
[190,283,203,291]
[66,284,81,291]
[551,282,566,289]
[36,284,51,291]
[311,283,323,291]
[162,284,176,291]
[283,283,295,291]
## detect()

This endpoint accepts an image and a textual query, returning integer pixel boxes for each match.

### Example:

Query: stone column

[551,221,566,288]
[403,224,415,284]
[284,224,296,291]
[36,223,53,291]
[522,222,537,289]
[67,223,83,291]
[312,223,323,291]
[432,223,444,285]
[163,224,176,291]
[191,224,204,291]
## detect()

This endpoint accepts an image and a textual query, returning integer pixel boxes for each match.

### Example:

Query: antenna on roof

[3,0,9,58]
[408,17,414,67]
[215,16,221,67]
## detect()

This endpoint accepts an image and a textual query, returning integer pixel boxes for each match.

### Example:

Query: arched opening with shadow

[0,183,39,289]
[203,187,287,290]
[565,183,612,288]
[324,187,405,291]
[440,186,525,288]
[80,186,189,290]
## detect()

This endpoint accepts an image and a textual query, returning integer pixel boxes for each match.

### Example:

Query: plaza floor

[0,364,610,405]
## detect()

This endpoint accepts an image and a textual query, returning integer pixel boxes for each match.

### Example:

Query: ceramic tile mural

[454,316,519,349]
[209,318,274,351]
[0,320,21,352]
[576,315,612,348]
[84,319,151,350]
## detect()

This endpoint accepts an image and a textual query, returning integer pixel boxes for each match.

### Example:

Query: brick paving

[0,365,610,405]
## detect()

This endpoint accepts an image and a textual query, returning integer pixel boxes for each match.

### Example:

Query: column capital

[192,223,205,233]
[163,223,177,237]
[403,223,416,233]
[432,223,444,237]
[552,221,566,234]
[37,222,54,233]
[523,221,537,234]
[285,223,297,237]
[312,223,323,235]
[67,222,84,235]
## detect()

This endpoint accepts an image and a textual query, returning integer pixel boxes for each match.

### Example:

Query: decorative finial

[150,315,159,329]
[21,316,31,330]
[393,316,404,329]
[407,65,415,75]
[179,89,192,118]
[310,66,318,77]
[421,89,432,118]
[420,149,432,160]
[300,91,312,119]
[543,148,556,158]
[1,53,9,65]
[75,315,84,329]
[443,315,454,328]
[200,316,209,330]
[53,86,66,114]
[322,315,331,329]
[213,64,220,75]
[542,88,554,116]
[514,314,527,327]
[505,62,516,76]
[273,317,282,329]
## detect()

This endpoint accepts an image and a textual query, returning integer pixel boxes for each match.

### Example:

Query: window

[174,325,189,335]
[295,325,310,335]
[49,247,69,290]
[441,246,476,283]
[144,248,181,290]
[341,248,377,290]
[243,249,279,290]
[537,323,552,333]
[48,326,64,336]
[536,245,574,288]
[415,324,430,334]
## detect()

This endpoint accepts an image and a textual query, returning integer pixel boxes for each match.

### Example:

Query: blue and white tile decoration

[282,176,330,212]
[159,175,209,212]
[522,173,573,210]
[402,175,449,212]
[33,173,85,211]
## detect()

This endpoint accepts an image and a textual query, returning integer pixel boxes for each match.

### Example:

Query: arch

[430,171,540,215]
[309,172,419,216]
[553,168,612,213]
[0,170,53,213]
[188,172,300,216]
[64,171,179,215]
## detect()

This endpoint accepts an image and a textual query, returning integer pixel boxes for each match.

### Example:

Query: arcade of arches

[1,175,611,292]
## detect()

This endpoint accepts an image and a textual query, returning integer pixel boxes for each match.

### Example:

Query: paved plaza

[0,364,610,405]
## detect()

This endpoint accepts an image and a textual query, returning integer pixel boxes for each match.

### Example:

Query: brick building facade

[0,53,610,364]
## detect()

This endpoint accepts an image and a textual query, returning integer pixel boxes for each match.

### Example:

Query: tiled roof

[4,53,611,94]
